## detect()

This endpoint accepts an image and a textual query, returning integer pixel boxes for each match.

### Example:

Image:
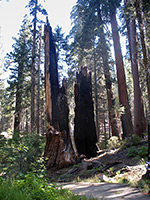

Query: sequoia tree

[109,2,133,138]
[74,66,98,158]
[44,19,77,168]
[97,6,120,138]
[27,0,47,132]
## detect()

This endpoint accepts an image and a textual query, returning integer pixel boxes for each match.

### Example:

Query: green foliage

[138,146,148,159]
[97,139,108,150]
[107,136,120,149]
[120,135,141,150]
[127,145,148,159]
[0,173,91,200]
[137,178,150,193]
[118,177,130,184]
[0,132,46,178]
[127,146,138,158]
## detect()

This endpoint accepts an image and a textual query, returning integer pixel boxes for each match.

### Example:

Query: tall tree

[97,6,120,138]
[124,0,146,136]
[129,14,143,137]
[27,0,47,132]
[36,26,42,135]
[136,0,150,116]
[70,0,120,138]
[109,0,133,138]
[5,17,32,135]
[44,19,77,168]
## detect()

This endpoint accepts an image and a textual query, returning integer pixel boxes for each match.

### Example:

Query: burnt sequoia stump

[44,18,77,168]
[74,67,98,158]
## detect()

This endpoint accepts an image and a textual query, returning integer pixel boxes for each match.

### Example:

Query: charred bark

[74,67,98,158]
[44,19,77,168]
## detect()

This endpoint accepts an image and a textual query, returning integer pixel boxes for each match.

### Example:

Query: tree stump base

[44,124,77,169]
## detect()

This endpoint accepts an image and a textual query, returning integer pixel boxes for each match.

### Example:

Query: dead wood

[74,66,98,158]
[44,19,78,169]
[44,126,77,169]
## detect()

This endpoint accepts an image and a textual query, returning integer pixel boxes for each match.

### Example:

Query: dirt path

[61,182,150,199]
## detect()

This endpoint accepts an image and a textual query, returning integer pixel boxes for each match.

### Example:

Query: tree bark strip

[110,8,133,138]
[97,7,120,138]
[31,0,38,132]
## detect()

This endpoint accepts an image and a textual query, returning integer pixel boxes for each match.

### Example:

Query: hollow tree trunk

[44,18,77,169]
[110,8,133,138]
[74,67,98,158]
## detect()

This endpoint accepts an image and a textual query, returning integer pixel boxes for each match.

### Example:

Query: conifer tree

[5,17,32,135]
[26,0,47,132]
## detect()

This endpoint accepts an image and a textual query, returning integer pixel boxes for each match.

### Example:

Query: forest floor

[47,138,150,199]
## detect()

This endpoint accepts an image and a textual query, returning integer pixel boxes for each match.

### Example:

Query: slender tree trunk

[110,8,133,138]
[97,7,120,138]
[26,109,29,133]
[93,47,99,139]
[136,0,150,114]
[148,123,150,161]
[14,63,24,134]
[31,0,37,132]
[36,26,42,135]
[129,17,143,136]
[44,19,52,126]
[124,0,146,134]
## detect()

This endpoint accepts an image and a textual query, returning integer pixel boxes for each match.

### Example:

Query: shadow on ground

[61,182,150,200]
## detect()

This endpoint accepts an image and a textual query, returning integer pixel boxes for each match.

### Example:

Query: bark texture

[74,67,98,158]
[129,14,144,137]
[14,63,24,133]
[148,123,150,161]
[98,7,120,138]
[110,8,133,138]
[44,19,77,168]
[36,26,42,135]
[136,0,150,119]
[31,0,37,132]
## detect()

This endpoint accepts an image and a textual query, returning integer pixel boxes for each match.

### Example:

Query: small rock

[99,175,110,182]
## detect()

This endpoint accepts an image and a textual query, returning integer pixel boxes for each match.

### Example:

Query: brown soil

[47,141,148,183]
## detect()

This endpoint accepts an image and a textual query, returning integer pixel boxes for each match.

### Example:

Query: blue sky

[0,0,76,55]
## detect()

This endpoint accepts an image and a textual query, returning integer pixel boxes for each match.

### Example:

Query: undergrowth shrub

[0,132,46,178]
[138,146,148,159]
[120,135,141,150]
[0,173,91,200]
[107,136,120,149]
[127,146,138,158]
[137,178,150,193]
